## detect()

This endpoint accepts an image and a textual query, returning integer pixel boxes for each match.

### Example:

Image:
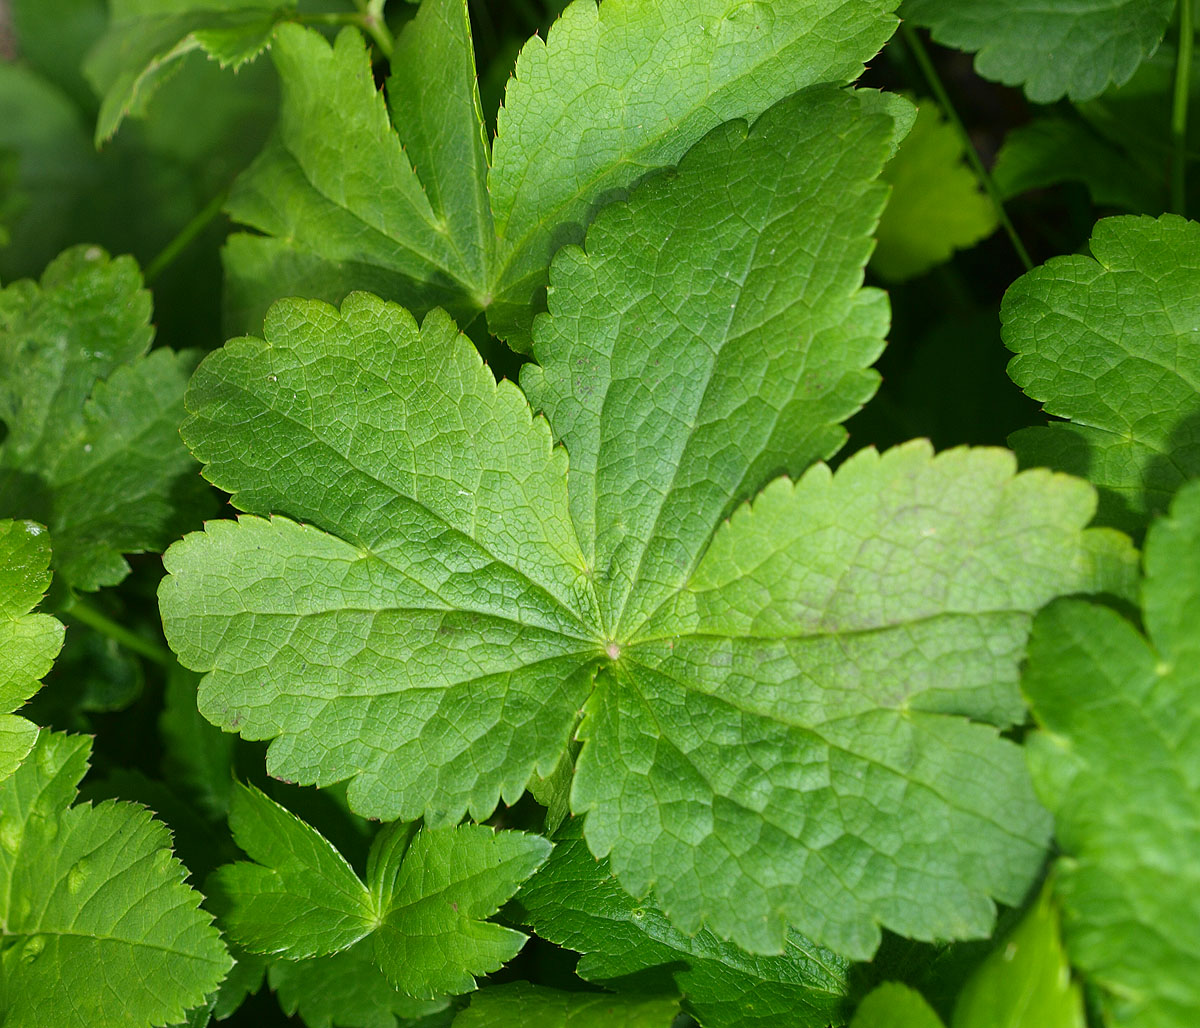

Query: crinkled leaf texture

[872,101,996,281]
[222,0,902,347]
[453,982,678,1028]
[161,85,1133,959]
[210,783,550,999]
[0,245,212,590]
[514,820,849,1028]
[1004,215,1200,536]
[84,0,294,143]
[0,520,63,780]
[901,0,1175,103]
[1022,480,1200,1028]
[0,731,231,1027]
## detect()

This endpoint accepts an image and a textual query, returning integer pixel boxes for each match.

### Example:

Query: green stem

[296,10,394,58]
[900,22,1034,273]
[1171,0,1195,215]
[62,598,175,668]
[144,187,229,285]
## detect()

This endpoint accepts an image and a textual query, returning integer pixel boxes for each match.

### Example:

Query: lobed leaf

[1022,480,1200,1028]
[0,519,63,779]
[0,245,212,590]
[1004,214,1200,536]
[902,0,1175,103]
[0,731,231,1027]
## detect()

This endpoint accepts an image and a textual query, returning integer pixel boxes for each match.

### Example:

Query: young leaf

[84,0,294,144]
[0,731,231,1027]
[901,0,1176,103]
[1004,215,1200,536]
[514,820,850,1028]
[453,982,678,1028]
[0,245,212,590]
[871,101,997,281]
[0,519,63,779]
[1021,480,1200,1028]
[222,0,903,344]
[210,784,550,998]
[161,86,1132,959]
[851,983,945,1028]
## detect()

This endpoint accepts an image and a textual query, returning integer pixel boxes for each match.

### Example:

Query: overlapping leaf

[210,783,550,999]
[0,731,231,1026]
[84,0,294,144]
[222,0,902,344]
[515,821,850,1028]
[0,246,211,590]
[1004,215,1200,535]
[1022,480,1200,1028]
[453,983,678,1028]
[0,520,63,779]
[161,85,1133,958]
[902,0,1175,103]
[871,101,996,281]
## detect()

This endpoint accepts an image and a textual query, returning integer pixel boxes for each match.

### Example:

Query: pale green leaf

[210,783,549,998]
[453,983,678,1028]
[0,731,231,1027]
[222,0,902,344]
[851,983,945,1028]
[872,101,997,281]
[902,0,1175,103]
[0,245,212,590]
[1004,214,1200,536]
[0,519,64,779]
[269,945,454,1028]
[514,820,850,1028]
[210,782,375,958]
[1022,480,1200,1028]
[84,0,293,143]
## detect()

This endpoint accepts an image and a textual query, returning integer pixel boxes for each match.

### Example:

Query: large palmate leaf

[514,821,850,1028]
[1004,215,1200,536]
[84,0,294,144]
[902,0,1175,103]
[223,0,902,345]
[1022,480,1200,1028]
[0,731,231,1026]
[0,520,64,779]
[161,85,1134,958]
[0,246,212,590]
[210,783,549,999]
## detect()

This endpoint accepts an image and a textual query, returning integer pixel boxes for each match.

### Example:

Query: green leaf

[514,820,850,1028]
[269,946,455,1028]
[211,784,550,998]
[871,101,996,281]
[0,731,231,1027]
[901,0,1176,103]
[851,983,945,1028]
[162,86,1129,958]
[1004,215,1200,536]
[1022,480,1200,1028]
[951,884,1085,1028]
[993,117,1163,213]
[159,666,234,819]
[222,0,903,344]
[0,520,63,779]
[84,0,294,144]
[453,983,678,1028]
[0,245,212,590]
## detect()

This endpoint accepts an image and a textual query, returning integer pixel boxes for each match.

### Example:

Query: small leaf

[453,982,678,1028]
[851,983,945,1028]
[1004,214,1200,536]
[872,101,996,281]
[1022,480,1200,1028]
[0,245,213,590]
[902,0,1175,103]
[0,731,231,1027]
